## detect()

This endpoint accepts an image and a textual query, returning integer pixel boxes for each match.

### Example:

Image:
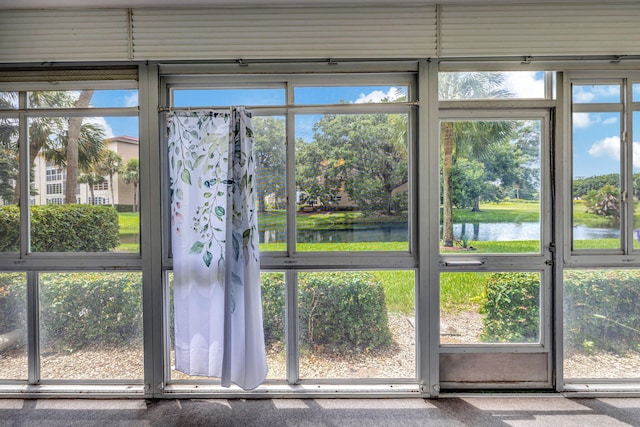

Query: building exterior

[30,136,138,207]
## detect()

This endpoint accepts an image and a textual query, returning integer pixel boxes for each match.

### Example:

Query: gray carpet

[1,396,639,426]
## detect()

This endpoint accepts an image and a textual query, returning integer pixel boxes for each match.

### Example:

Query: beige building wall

[30,136,139,207]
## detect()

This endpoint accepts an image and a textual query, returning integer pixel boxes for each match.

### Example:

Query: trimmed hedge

[481,272,540,343]
[262,272,393,353]
[0,204,119,252]
[0,273,27,335]
[0,272,142,351]
[564,270,640,352]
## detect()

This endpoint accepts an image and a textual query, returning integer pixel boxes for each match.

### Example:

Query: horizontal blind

[131,6,437,60]
[439,3,640,57]
[0,9,131,63]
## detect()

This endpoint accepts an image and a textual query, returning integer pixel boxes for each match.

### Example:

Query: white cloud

[503,72,544,98]
[355,87,404,103]
[573,89,595,103]
[587,136,640,168]
[588,136,620,160]
[85,117,114,139]
[124,92,138,107]
[573,112,594,128]
[602,117,618,125]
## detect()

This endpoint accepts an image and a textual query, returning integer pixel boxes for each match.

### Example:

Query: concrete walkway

[1,396,639,426]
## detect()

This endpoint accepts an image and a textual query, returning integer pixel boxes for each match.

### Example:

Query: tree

[297,113,408,215]
[253,117,286,213]
[78,166,106,205]
[584,184,620,224]
[0,148,18,203]
[439,72,513,246]
[121,158,140,212]
[97,150,123,208]
[65,90,94,204]
[0,90,106,205]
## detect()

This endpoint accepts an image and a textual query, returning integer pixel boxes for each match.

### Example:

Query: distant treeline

[572,173,640,199]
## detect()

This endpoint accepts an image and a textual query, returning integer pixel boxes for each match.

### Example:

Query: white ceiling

[0,0,621,9]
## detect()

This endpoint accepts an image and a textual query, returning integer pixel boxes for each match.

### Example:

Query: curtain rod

[158,101,419,112]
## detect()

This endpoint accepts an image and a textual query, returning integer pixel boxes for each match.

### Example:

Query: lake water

[260,222,620,244]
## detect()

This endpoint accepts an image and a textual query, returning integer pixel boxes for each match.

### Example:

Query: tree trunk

[133,182,138,212]
[472,197,481,212]
[441,122,455,247]
[65,90,94,204]
[109,174,116,207]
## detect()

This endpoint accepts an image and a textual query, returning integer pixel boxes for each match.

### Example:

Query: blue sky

[96,75,640,179]
[572,84,640,178]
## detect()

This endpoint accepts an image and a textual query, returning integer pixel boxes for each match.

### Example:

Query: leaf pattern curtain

[167,108,267,390]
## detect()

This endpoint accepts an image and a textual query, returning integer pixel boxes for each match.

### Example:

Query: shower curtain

[167,108,267,390]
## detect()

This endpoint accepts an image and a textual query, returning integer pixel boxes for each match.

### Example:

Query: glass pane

[441,272,541,344]
[0,117,19,252]
[634,83,640,102]
[439,72,546,100]
[294,85,408,105]
[28,116,140,253]
[27,90,138,108]
[298,271,415,380]
[173,88,286,108]
[168,271,287,382]
[564,270,640,380]
[572,112,621,250]
[295,114,409,252]
[573,84,621,103]
[39,272,143,380]
[0,92,18,109]
[254,116,286,251]
[440,120,541,254]
[0,273,27,380]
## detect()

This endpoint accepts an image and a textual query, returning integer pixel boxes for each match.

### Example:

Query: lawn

[117,199,626,313]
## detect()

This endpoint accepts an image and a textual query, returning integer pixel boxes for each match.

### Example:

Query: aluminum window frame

[159,69,421,394]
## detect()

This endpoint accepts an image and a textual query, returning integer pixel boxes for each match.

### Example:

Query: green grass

[452,200,540,223]
[116,212,139,252]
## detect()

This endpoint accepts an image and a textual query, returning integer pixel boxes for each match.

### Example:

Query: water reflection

[259,222,620,244]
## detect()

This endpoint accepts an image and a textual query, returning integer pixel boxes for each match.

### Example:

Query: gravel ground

[1,311,638,381]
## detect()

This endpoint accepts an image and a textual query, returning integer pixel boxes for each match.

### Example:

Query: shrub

[564,270,640,352]
[481,272,540,343]
[261,273,286,345]
[0,206,19,252]
[0,273,27,335]
[0,204,119,252]
[298,272,392,352]
[261,271,393,353]
[39,272,143,351]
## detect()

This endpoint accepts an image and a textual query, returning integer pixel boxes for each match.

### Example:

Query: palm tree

[439,72,513,247]
[2,90,106,205]
[78,165,106,205]
[97,150,122,208]
[65,90,95,204]
[120,158,139,212]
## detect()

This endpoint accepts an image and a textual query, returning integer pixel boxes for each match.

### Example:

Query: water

[260,222,620,244]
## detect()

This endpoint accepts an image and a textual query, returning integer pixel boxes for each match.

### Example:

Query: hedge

[481,272,540,343]
[262,271,393,353]
[564,270,640,352]
[0,272,142,352]
[0,204,119,252]
[482,270,640,352]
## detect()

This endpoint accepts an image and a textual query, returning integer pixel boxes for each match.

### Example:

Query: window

[46,183,63,195]
[165,73,417,386]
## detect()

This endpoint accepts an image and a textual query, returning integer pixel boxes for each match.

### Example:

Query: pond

[260,222,620,244]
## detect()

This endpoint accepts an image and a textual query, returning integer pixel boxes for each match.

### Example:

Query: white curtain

[167,108,267,390]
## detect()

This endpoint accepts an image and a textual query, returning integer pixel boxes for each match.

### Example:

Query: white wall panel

[131,7,437,60]
[439,3,640,57]
[0,9,131,63]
